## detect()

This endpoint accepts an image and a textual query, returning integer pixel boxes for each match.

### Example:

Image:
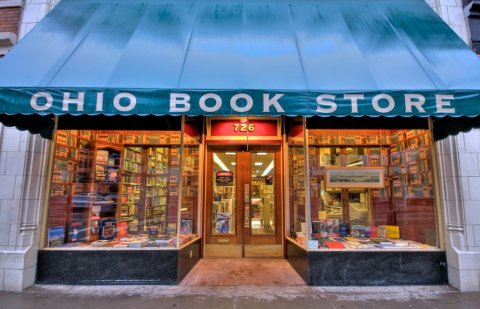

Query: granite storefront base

[286,240,448,286]
[36,239,200,285]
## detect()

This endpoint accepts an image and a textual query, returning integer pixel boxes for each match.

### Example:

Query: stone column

[0,0,57,292]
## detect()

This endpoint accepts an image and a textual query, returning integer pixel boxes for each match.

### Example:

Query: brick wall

[0,7,21,35]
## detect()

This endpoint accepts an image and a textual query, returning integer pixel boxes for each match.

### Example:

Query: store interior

[47,129,200,249]
[289,128,439,251]
[45,123,439,253]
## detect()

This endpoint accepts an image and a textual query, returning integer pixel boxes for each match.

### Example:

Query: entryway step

[180,259,306,286]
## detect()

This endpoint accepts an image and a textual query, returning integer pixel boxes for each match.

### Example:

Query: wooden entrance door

[204,146,282,258]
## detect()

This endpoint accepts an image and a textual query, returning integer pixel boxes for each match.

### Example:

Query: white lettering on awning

[169,93,191,112]
[30,92,53,111]
[230,93,253,113]
[436,94,455,113]
[405,94,426,113]
[316,94,337,113]
[263,94,285,113]
[62,92,85,112]
[96,93,104,112]
[113,93,136,112]
[344,94,364,113]
[372,94,395,113]
[199,93,222,112]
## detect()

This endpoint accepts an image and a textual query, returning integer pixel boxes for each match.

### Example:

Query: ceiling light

[226,152,235,155]
[254,162,263,166]
[261,160,274,177]
[214,153,229,171]
[257,152,267,155]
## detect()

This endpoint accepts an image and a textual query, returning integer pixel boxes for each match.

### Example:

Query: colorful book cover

[48,226,65,247]
[69,220,87,242]
[96,150,109,164]
[99,219,116,240]
[326,219,339,236]
[117,221,128,238]
[216,213,230,234]
[167,223,177,236]
[325,241,345,249]
[181,219,193,234]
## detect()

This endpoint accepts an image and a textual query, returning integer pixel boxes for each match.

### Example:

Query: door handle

[244,184,250,203]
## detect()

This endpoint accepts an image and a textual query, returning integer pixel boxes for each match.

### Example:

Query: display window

[289,128,439,251]
[46,127,201,249]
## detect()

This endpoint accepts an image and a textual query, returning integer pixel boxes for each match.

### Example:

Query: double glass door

[205,147,282,258]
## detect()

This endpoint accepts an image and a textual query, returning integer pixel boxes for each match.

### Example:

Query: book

[371,238,395,245]
[69,220,87,242]
[99,219,116,240]
[181,219,193,234]
[48,226,65,247]
[128,240,149,248]
[325,241,345,249]
[91,240,112,247]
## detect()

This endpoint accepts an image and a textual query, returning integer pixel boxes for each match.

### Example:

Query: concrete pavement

[1,285,480,309]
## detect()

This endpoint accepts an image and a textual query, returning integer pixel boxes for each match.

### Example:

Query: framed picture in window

[325,167,385,188]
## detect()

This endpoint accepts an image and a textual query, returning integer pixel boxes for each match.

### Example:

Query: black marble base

[286,240,447,286]
[36,239,201,285]
[286,240,308,283]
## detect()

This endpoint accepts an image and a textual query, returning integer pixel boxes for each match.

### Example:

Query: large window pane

[46,129,200,249]
[308,129,438,250]
[287,119,307,247]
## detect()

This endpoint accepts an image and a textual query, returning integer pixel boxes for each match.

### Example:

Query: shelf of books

[48,130,95,245]
[389,130,435,243]
[166,146,180,237]
[120,146,143,234]
[88,145,121,241]
[180,145,200,243]
[47,129,200,249]
[303,129,438,250]
[289,145,306,238]
[144,147,169,233]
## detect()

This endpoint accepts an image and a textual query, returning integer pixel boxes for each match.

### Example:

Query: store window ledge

[286,237,447,285]
[36,238,201,285]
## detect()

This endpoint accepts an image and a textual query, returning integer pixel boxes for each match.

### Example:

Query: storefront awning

[1,0,480,139]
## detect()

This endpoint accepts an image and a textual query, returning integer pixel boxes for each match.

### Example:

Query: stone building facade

[0,0,479,291]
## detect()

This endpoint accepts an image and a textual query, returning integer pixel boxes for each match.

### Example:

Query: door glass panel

[251,152,275,235]
[211,152,236,235]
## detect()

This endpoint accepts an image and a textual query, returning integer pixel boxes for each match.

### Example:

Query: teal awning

[1,0,480,138]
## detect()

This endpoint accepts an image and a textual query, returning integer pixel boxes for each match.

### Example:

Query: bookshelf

[289,145,306,233]
[180,145,200,238]
[88,144,121,241]
[120,146,143,234]
[144,147,169,233]
[389,130,435,243]
[47,129,193,247]
[48,130,95,244]
[305,129,436,245]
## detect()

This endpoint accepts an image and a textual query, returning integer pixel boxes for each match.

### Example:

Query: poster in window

[215,213,230,234]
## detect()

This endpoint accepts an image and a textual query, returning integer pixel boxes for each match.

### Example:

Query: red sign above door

[208,119,280,141]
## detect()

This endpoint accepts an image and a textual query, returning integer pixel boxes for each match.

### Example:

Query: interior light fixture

[231,162,236,166]
[214,153,230,171]
[257,152,268,155]
[254,162,263,166]
[261,160,274,176]
[347,160,364,167]
[225,152,236,155]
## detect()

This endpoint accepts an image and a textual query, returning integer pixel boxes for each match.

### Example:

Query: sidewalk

[1,285,480,309]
